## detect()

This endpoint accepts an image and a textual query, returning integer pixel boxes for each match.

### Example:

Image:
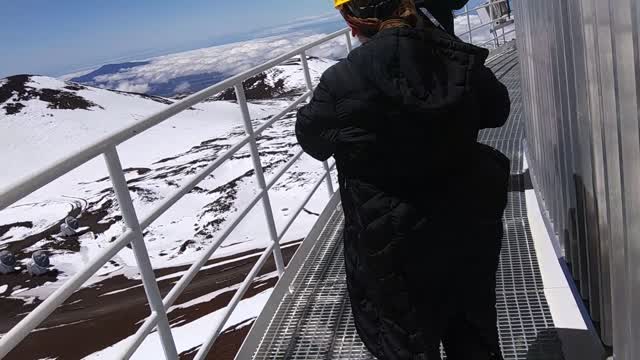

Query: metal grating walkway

[246,44,566,360]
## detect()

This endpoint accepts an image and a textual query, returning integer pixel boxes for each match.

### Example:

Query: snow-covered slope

[1,55,335,185]
[214,56,331,101]
[0,56,338,359]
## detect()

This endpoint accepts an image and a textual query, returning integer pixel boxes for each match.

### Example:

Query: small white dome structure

[27,251,50,276]
[60,216,80,237]
[0,250,17,275]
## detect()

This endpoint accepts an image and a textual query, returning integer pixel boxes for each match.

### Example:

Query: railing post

[103,148,178,360]
[345,32,353,53]
[301,51,336,196]
[465,5,473,44]
[489,1,499,47]
[322,163,336,195]
[300,50,314,91]
[234,84,286,276]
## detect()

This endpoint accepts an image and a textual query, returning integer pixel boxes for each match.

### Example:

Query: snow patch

[33,319,89,333]
[85,289,273,359]
[11,287,29,296]
[30,76,69,90]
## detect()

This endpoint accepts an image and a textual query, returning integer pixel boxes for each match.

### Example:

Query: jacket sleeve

[476,66,511,129]
[450,0,470,10]
[295,76,341,161]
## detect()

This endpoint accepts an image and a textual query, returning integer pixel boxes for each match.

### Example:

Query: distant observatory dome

[60,216,80,237]
[66,216,80,230]
[27,251,50,276]
[0,250,17,274]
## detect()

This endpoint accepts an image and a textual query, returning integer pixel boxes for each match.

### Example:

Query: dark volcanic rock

[215,70,301,101]
[3,102,25,115]
[0,75,102,115]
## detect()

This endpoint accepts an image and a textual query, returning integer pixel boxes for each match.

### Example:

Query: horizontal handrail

[479,28,516,48]
[119,187,267,359]
[0,28,351,360]
[195,241,277,359]
[0,28,349,211]
[139,90,312,230]
[120,156,331,359]
[192,161,335,360]
[457,12,513,37]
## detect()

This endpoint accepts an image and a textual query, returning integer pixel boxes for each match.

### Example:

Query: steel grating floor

[247,43,566,360]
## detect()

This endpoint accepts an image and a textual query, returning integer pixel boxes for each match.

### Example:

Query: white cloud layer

[174,81,191,94]
[68,12,511,96]
[115,81,150,93]
[84,32,352,96]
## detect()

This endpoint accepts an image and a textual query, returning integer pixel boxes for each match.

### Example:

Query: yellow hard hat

[334,0,352,8]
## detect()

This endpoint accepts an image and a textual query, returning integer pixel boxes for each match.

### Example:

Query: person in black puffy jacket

[296,1,511,359]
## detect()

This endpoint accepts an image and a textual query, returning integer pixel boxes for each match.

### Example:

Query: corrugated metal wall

[513,0,640,358]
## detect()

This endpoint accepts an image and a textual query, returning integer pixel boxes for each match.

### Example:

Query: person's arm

[295,76,341,161]
[475,66,511,129]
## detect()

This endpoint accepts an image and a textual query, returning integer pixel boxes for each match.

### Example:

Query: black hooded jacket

[296,26,510,359]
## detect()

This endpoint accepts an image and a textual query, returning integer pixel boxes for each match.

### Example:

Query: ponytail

[340,0,418,37]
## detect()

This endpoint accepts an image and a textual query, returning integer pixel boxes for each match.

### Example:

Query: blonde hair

[340,0,418,37]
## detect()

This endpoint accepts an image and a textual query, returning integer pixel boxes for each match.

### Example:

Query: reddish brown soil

[0,241,302,360]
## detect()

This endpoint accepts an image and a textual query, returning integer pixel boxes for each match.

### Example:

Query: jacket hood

[349,27,489,115]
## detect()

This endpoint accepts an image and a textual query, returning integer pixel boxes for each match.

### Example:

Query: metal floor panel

[247,44,566,360]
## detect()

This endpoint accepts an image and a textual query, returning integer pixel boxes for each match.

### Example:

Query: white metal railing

[456,0,515,48]
[0,28,352,360]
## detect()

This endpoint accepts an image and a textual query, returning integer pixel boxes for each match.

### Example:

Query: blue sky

[0,0,335,78]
